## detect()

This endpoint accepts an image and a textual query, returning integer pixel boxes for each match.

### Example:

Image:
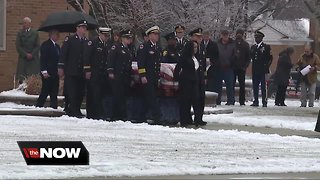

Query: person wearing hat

[58,20,88,118]
[162,32,180,63]
[175,25,188,54]
[201,31,219,91]
[233,29,250,106]
[106,29,134,121]
[215,29,236,106]
[182,28,207,126]
[137,25,162,125]
[250,30,273,107]
[83,27,112,119]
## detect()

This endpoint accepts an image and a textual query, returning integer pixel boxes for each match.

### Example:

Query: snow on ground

[0,102,63,111]
[1,115,320,179]
[0,89,28,97]
[205,99,319,131]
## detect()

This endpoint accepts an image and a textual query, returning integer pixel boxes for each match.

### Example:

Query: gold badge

[64,36,69,42]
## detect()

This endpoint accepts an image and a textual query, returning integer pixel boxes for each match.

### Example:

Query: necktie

[54,44,59,55]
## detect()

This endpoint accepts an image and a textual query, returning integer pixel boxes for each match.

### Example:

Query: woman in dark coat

[274,47,295,106]
[174,41,207,127]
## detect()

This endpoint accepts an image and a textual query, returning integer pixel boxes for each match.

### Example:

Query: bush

[25,75,42,95]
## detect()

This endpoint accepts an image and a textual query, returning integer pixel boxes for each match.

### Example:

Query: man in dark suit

[250,31,273,107]
[58,20,88,117]
[202,31,219,94]
[137,25,162,125]
[36,30,60,109]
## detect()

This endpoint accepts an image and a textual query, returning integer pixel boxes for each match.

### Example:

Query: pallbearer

[137,26,162,125]
[83,27,112,119]
[107,30,134,121]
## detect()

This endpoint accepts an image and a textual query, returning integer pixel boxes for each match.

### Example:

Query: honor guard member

[58,20,88,118]
[175,25,188,54]
[250,30,273,107]
[137,26,162,125]
[188,28,207,126]
[162,32,180,63]
[107,29,134,121]
[83,27,112,119]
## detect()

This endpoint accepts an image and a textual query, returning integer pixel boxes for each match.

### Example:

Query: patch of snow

[0,116,320,178]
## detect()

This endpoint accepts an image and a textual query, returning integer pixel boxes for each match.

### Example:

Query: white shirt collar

[99,36,104,43]
[192,56,199,70]
[50,39,56,45]
[256,41,263,48]
[150,41,156,46]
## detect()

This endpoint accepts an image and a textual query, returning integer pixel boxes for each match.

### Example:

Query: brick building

[0,0,85,91]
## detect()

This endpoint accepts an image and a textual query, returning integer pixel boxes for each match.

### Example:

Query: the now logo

[17,141,89,165]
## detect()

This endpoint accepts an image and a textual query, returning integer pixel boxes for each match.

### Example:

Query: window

[0,0,6,51]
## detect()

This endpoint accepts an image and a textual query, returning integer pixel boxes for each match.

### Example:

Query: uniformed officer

[187,28,207,126]
[83,27,112,119]
[250,30,273,107]
[107,29,134,121]
[137,26,162,125]
[58,20,88,118]
[162,32,180,63]
[175,25,188,54]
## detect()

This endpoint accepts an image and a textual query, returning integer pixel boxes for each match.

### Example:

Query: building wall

[0,0,79,91]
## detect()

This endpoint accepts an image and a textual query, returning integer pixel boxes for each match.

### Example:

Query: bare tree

[304,0,320,24]
[65,0,295,39]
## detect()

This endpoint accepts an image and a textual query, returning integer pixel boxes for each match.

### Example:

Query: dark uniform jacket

[58,34,87,76]
[202,40,219,63]
[195,43,208,82]
[234,38,251,70]
[176,37,188,54]
[107,42,133,79]
[40,39,60,77]
[250,42,273,75]
[83,37,111,79]
[137,41,162,82]
[162,45,180,63]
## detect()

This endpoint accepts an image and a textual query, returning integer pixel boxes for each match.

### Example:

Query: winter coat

[297,53,320,84]
[15,28,40,81]
[274,51,293,86]
[233,38,250,70]
[217,38,236,69]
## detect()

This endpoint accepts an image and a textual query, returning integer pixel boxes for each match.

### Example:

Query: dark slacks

[216,68,235,104]
[111,76,130,120]
[234,68,246,105]
[142,78,161,121]
[86,76,108,119]
[36,75,59,109]
[178,71,204,125]
[252,73,267,105]
[65,75,85,116]
[275,85,287,105]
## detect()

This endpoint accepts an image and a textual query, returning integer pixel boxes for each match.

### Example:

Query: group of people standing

[15,16,320,127]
